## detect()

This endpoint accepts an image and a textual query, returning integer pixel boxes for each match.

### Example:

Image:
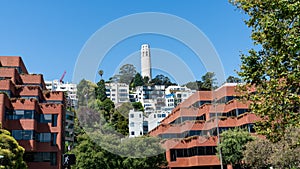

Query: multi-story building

[0,56,65,169]
[128,109,145,138]
[45,80,76,144]
[149,83,259,169]
[45,80,78,109]
[165,85,195,106]
[105,83,129,105]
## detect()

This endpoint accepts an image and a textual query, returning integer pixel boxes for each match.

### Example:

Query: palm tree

[98,70,104,79]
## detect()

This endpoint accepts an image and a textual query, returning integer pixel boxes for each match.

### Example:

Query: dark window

[40,114,52,123]
[38,133,51,142]
[24,152,57,166]
[52,115,58,127]
[170,146,217,161]
[12,130,34,140]
[40,114,58,127]
[8,110,35,120]
[52,133,57,145]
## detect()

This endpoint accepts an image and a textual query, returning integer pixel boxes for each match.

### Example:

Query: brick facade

[0,56,65,169]
[149,84,259,169]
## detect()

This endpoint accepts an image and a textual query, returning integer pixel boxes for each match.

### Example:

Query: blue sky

[0,0,253,84]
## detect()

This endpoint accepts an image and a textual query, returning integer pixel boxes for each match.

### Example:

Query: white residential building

[128,110,145,138]
[146,111,169,132]
[105,83,129,105]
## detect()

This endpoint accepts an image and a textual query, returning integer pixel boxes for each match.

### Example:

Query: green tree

[132,102,144,112]
[71,133,121,169]
[150,74,176,87]
[216,128,254,168]
[230,0,300,142]
[131,73,144,89]
[95,79,107,102]
[243,138,273,169]
[72,133,167,169]
[111,102,133,135]
[119,64,137,84]
[243,128,300,169]
[77,79,97,106]
[184,80,203,91]
[0,129,27,169]
[201,72,217,90]
[226,76,241,83]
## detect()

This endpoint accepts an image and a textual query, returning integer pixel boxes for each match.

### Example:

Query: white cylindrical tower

[141,44,152,79]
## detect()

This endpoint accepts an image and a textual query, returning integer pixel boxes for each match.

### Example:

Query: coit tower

[141,44,152,79]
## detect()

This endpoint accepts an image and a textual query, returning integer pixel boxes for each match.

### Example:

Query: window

[139,114,142,118]
[12,130,34,140]
[52,133,57,145]
[154,114,156,118]
[131,131,135,135]
[52,115,58,127]
[162,114,166,118]
[40,114,52,123]
[8,110,35,120]
[130,114,134,118]
[40,114,58,127]
[38,133,51,142]
[24,152,57,166]
[157,114,162,118]
[130,122,134,127]
[119,89,127,93]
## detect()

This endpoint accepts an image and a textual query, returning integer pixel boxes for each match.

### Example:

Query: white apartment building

[128,109,172,137]
[105,83,129,105]
[165,85,195,106]
[128,109,146,138]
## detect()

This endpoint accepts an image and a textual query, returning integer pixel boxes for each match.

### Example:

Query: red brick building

[0,56,65,169]
[149,83,259,169]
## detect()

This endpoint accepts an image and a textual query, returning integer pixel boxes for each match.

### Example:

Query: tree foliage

[150,74,176,87]
[0,129,27,169]
[110,64,137,85]
[95,79,107,102]
[77,79,97,106]
[71,133,167,169]
[184,72,217,91]
[243,128,300,169]
[243,137,273,169]
[132,102,144,112]
[131,73,144,89]
[216,128,254,168]
[226,76,242,83]
[230,0,300,142]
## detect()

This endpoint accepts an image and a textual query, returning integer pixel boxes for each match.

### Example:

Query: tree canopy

[243,128,300,169]
[183,72,217,91]
[150,74,176,87]
[0,129,27,169]
[226,76,241,83]
[231,0,300,142]
[216,128,254,168]
[110,64,137,85]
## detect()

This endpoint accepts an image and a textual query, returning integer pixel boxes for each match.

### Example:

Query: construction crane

[60,71,66,83]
